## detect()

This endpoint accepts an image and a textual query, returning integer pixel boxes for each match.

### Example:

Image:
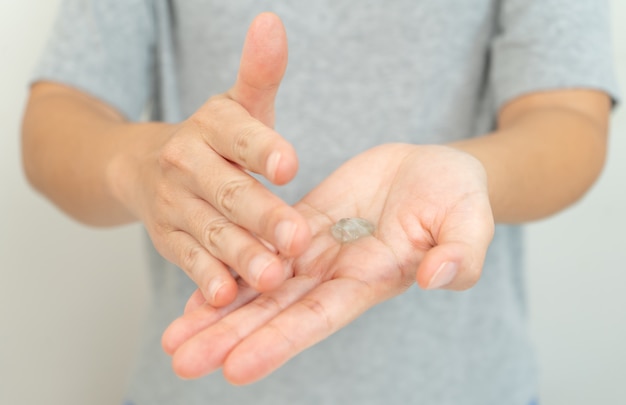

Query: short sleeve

[490,0,620,110]
[33,0,156,120]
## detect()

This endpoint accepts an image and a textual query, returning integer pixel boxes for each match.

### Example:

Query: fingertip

[171,341,209,380]
[244,12,287,81]
[171,335,227,380]
[222,360,244,386]
[210,279,238,307]
[246,254,279,290]
[254,262,282,293]
[290,220,312,255]
[223,365,250,386]
[274,217,311,257]
[233,11,287,120]
[161,318,185,356]
[222,351,263,386]
[424,262,458,290]
[266,150,282,182]
[223,327,290,385]
[416,243,480,291]
[266,145,298,185]
[254,11,282,24]
[171,350,196,380]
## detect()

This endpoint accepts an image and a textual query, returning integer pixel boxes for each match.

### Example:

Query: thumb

[229,12,288,127]
[416,206,495,291]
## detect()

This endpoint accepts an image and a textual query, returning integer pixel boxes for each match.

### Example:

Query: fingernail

[427,262,458,290]
[274,220,297,253]
[266,151,281,179]
[208,278,226,302]
[249,255,274,285]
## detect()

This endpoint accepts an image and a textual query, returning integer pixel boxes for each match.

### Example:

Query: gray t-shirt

[35,1,619,404]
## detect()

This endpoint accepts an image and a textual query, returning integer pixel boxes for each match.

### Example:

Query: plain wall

[1,1,624,404]
[0,1,148,404]
[525,1,626,401]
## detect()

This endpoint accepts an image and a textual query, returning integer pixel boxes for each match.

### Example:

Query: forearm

[21,82,169,226]
[452,91,610,223]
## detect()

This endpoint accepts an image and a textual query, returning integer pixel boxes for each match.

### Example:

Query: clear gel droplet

[331,218,376,243]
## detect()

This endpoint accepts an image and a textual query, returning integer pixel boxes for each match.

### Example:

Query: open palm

[162,143,494,384]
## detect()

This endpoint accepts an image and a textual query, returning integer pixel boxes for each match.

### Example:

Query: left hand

[161,143,495,384]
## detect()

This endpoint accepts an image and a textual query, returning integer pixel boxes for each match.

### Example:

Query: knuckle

[298,298,333,331]
[201,217,231,254]
[154,181,175,208]
[187,113,210,136]
[158,139,189,172]
[232,123,258,165]
[147,228,170,258]
[250,294,283,313]
[202,95,230,116]
[214,177,254,216]
[193,97,230,136]
[180,243,205,276]
[266,323,297,351]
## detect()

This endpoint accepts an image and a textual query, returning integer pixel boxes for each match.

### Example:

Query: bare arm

[453,89,611,223]
[21,82,148,226]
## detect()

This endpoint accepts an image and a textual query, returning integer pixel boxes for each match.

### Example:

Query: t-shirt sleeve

[490,0,620,110]
[33,0,155,120]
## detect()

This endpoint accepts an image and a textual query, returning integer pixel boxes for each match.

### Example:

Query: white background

[1,1,624,404]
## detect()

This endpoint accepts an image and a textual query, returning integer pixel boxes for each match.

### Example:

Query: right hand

[110,13,311,306]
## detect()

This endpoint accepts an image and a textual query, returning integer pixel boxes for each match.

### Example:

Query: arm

[22,82,161,226]
[453,89,610,223]
[21,13,312,306]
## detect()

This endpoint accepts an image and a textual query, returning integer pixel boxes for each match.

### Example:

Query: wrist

[105,121,175,223]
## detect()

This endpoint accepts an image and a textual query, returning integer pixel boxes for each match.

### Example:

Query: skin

[23,13,310,307]
[22,13,611,384]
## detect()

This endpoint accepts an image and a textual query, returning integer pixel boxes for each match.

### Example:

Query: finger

[157,133,310,257]
[416,203,495,290]
[193,12,294,185]
[192,99,298,185]
[162,284,260,355]
[183,288,206,314]
[222,278,376,385]
[230,12,288,127]
[231,11,294,185]
[171,275,318,379]
[162,230,237,306]
[185,154,310,257]
[178,197,290,291]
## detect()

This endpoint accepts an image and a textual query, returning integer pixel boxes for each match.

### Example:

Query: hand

[161,143,495,384]
[111,13,311,306]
